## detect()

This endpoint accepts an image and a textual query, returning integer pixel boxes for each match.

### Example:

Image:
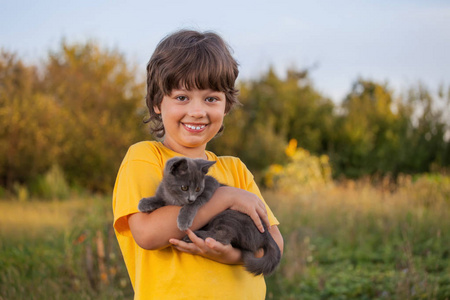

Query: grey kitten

[138,156,281,276]
[138,157,219,231]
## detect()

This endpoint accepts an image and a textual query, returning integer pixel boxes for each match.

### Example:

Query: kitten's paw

[177,215,193,231]
[177,206,197,230]
[138,197,158,213]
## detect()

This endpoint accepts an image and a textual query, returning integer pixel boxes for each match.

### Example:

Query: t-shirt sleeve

[237,159,280,226]
[246,179,279,226]
[113,147,163,237]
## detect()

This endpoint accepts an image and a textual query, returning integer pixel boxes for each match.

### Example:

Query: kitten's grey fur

[138,156,281,276]
[138,157,219,231]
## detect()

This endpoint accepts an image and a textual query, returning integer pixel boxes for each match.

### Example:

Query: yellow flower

[285,139,298,157]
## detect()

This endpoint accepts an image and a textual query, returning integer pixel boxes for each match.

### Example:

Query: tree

[330,79,449,178]
[397,84,447,173]
[0,42,148,194]
[208,67,335,177]
[0,51,65,188]
[42,41,147,192]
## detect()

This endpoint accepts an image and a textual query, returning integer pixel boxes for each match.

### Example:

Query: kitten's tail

[242,236,281,276]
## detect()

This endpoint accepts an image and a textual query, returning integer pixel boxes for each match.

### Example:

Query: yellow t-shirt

[113,141,279,300]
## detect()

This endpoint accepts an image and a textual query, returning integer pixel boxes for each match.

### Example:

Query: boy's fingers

[169,238,184,246]
[258,200,268,214]
[169,239,197,253]
[255,205,270,229]
[205,238,233,255]
[169,238,189,248]
[185,231,224,255]
[205,237,220,250]
[249,211,265,233]
[186,229,202,244]
[186,229,214,253]
[254,197,269,228]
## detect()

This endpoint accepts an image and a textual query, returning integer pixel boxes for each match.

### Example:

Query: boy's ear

[154,105,161,114]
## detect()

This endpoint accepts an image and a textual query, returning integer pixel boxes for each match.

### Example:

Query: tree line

[209,69,450,180]
[1,41,449,195]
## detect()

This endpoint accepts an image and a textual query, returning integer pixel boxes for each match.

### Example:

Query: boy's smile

[184,124,206,131]
[155,88,226,158]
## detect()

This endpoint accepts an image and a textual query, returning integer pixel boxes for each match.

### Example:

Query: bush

[30,164,71,200]
[264,139,332,194]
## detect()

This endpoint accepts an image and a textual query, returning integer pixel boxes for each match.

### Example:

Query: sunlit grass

[264,175,450,299]
[0,196,131,300]
[1,174,449,299]
[0,199,85,239]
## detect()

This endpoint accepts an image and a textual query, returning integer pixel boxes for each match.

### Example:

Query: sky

[1,0,450,102]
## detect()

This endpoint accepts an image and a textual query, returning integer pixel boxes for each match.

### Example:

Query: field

[0,175,449,300]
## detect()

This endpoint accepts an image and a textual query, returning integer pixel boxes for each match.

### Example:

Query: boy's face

[155,88,226,155]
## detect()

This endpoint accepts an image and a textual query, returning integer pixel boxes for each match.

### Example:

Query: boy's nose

[188,110,207,118]
[187,101,207,118]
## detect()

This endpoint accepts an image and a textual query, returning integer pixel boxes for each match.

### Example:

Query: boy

[113,29,283,299]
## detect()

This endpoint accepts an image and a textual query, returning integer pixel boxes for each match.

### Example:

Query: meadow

[2,39,449,300]
[0,175,449,300]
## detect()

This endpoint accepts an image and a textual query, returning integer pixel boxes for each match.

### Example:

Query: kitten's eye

[181,185,189,191]
[195,187,201,192]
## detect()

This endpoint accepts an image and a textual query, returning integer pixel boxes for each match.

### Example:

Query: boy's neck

[162,140,208,160]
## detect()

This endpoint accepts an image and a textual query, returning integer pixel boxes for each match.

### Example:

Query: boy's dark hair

[145,29,240,138]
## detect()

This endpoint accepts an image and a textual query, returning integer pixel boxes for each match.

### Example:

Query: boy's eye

[205,97,218,103]
[176,96,188,101]
[181,185,189,191]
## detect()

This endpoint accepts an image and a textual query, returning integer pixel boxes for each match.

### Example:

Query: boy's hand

[169,229,242,264]
[218,186,270,233]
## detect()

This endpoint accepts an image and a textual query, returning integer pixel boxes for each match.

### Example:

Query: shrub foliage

[1,42,449,195]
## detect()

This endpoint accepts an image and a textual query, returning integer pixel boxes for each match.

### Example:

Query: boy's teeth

[186,124,205,130]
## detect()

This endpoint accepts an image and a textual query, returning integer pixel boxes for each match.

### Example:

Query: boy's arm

[169,229,243,264]
[269,225,284,256]
[169,224,283,265]
[129,186,269,250]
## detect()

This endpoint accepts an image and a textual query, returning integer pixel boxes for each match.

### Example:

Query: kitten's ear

[196,159,216,175]
[167,157,188,176]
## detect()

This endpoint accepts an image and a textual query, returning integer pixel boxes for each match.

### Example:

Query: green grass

[264,176,450,300]
[0,176,449,299]
[0,197,133,300]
